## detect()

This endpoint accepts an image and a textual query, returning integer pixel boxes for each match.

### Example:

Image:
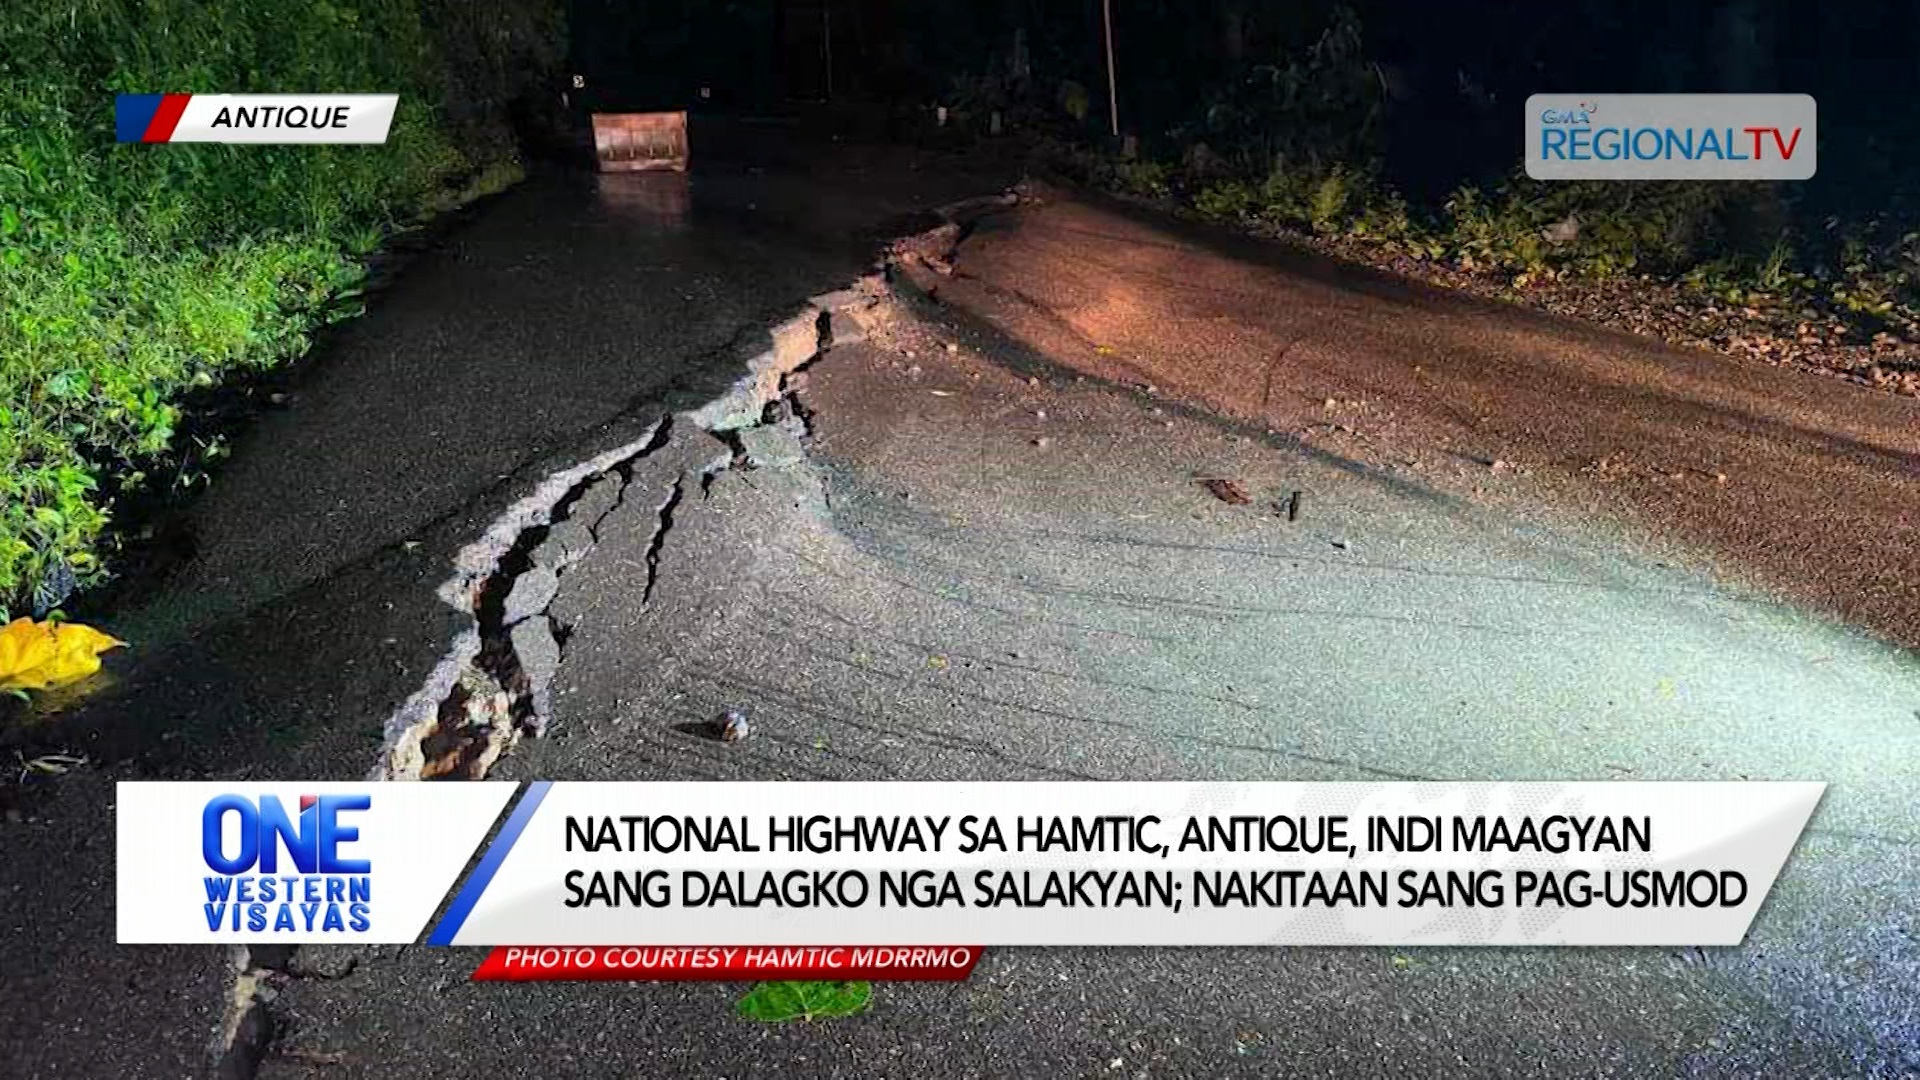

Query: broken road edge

[213,190,1018,1077]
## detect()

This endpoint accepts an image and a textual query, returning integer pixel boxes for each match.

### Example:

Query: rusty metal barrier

[590,111,689,173]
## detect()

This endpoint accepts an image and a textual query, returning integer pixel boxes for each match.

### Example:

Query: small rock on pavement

[739,424,807,469]
[501,566,560,626]
[1200,478,1252,505]
[510,617,561,734]
[718,709,751,742]
[529,519,594,572]
[510,617,560,689]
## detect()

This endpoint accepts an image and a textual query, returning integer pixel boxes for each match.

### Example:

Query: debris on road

[501,567,560,627]
[888,221,961,276]
[0,617,125,695]
[735,979,871,1023]
[718,709,751,743]
[14,752,87,783]
[509,618,561,734]
[738,424,807,469]
[1277,491,1303,521]
[1199,478,1252,505]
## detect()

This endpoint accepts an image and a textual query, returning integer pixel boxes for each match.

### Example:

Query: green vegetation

[736,981,873,1023]
[1170,163,1920,349]
[0,0,560,611]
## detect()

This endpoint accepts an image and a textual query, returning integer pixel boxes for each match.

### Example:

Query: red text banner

[472,945,983,982]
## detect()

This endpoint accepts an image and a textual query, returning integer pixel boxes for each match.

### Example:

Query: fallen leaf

[0,618,126,693]
[19,752,87,778]
[1199,478,1251,505]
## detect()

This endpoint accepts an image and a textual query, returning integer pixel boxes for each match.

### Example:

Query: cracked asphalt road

[0,118,1015,1079]
[7,147,1916,1077]
[257,261,1916,1074]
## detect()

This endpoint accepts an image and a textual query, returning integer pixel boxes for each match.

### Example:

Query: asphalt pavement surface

[261,205,1915,1075]
[4,137,1916,1078]
[0,117,1015,1079]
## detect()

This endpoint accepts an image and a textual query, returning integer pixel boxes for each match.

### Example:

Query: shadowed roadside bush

[0,0,561,612]
[1035,2,1920,355]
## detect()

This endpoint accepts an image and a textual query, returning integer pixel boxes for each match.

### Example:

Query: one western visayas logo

[201,794,372,933]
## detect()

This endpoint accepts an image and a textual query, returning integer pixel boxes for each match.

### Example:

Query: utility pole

[1102,0,1119,138]
[822,4,833,101]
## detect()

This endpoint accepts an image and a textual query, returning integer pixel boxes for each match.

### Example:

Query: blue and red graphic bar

[115,94,192,143]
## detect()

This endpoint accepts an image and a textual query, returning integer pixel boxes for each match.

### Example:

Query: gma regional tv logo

[201,794,373,934]
[1526,94,1815,180]
[116,94,397,144]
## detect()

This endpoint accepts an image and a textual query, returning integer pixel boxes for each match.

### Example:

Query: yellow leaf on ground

[0,619,57,687]
[0,618,126,692]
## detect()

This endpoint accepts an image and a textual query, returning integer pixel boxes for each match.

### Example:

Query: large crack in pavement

[204,181,1920,1077]
[638,476,686,608]
[214,193,1015,1078]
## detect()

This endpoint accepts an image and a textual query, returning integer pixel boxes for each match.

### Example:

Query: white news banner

[118,781,1822,947]
[173,95,398,144]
